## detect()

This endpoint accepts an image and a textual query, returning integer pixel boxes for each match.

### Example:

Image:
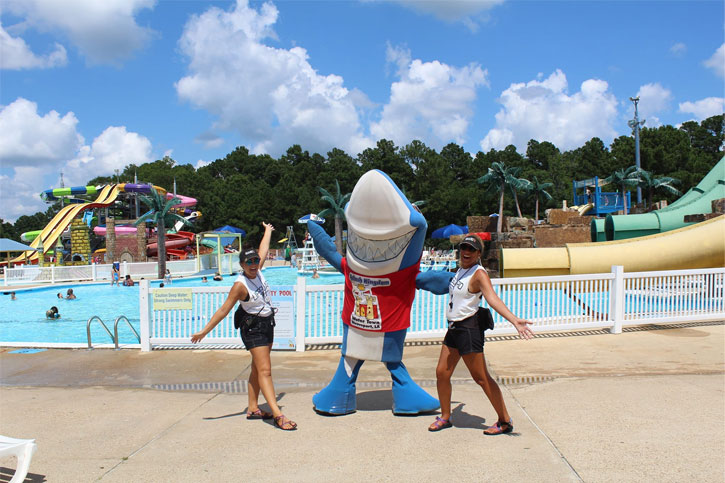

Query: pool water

[0,268,343,345]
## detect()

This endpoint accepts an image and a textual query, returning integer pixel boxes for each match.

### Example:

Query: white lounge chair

[0,435,37,483]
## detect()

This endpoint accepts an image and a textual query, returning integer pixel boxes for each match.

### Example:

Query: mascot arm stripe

[307,220,343,271]
[415,271,454,295]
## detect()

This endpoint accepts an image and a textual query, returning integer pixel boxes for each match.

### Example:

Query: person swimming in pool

[57,292,64,299]
[66,289,76,300]
[46,306,60,319]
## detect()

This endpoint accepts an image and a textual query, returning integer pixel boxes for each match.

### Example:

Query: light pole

[628,96,645,204]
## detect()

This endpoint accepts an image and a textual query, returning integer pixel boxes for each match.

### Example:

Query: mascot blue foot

[312,356,440,416]
[313,356,364,415]
[387,361,440,415]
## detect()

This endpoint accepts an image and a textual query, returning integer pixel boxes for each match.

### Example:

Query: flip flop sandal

[247,409,273,420]
[274,414,297,431]
[484,419,513,435]
[428,416,453,432]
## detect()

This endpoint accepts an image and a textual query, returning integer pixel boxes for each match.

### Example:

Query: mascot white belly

[308,170,450,415]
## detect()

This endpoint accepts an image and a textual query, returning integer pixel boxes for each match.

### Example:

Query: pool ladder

[86,315,141,349]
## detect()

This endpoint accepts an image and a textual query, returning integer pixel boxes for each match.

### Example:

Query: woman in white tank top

[191,222,297,431]
[429,234,534,435]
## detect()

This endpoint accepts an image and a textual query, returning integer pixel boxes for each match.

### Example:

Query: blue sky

[1,0,723,222]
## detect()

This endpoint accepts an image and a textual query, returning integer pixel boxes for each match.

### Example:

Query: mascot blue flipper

[308,170,452,415]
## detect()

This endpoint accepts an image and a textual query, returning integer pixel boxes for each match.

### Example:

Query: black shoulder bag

[477,306,495,331]
[233,304,253,330]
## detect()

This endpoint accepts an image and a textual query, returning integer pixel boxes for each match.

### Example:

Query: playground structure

[8,183,200,266]
[572,177,631,217]
[596,156,725,241]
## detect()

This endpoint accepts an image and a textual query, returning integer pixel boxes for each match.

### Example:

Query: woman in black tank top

[191,222,297,431]
[429,234,534,435]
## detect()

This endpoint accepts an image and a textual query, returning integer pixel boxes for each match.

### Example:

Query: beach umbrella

[0,238,38,266]
[430,224,467,239]
[297,214,326,224]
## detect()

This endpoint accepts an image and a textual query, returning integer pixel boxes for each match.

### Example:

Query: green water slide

[590,156,725,241]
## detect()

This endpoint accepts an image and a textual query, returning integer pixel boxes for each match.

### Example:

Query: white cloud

[480,69,619,152]
[194,131,224,149]
[704,43,725,78]
[64,126,153,186]
[0,98,154,221]
[393,0,505,31]
[678,97,725,121]
[4,0,156,65]
[176,0,372,157]
[370,44,488,149]
[0,22,67,69]
[0,169,49,222]
[0,98,83,166]
[195,159,211,169]
[633,83,673,127]
[669,42,686,57]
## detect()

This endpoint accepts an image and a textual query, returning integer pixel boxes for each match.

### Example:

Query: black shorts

[443,325,484,355]
[240,316,275,350]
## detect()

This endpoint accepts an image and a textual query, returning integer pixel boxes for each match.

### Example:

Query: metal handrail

[113,315,140,349]
[86,316,114,349]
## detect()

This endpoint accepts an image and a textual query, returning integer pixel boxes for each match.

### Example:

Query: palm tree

[604,166,640,215]
[506,167,530,218]
[135,188,189,279]
[635,169,681,209]
[477,161,518,233]
[318,180,351,254]
[526,176,554,222]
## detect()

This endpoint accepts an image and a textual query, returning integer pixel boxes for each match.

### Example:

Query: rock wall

[69,219,91,265]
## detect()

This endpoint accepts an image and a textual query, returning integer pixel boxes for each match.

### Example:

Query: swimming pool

[0,268,343,346]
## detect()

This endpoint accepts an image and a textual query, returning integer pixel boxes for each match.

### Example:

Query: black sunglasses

[245,257,261,266]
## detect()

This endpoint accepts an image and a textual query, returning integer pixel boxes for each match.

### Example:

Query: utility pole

[628,96,645,204]
[134,170,139,218]
[59,171,65,208]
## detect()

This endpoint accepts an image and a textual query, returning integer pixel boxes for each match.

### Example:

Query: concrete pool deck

[1,322,723,482]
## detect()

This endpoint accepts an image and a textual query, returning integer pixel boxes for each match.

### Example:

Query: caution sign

[153,288,193,310]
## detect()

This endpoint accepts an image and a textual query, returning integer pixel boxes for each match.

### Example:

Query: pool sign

[269,285,295,350]
[153,288,193,310]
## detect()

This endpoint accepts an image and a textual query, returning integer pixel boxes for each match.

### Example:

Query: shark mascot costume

[308,170,451,415]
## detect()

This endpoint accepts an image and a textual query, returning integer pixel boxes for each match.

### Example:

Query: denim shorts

[443,325,484,355]
[240,316,275,350]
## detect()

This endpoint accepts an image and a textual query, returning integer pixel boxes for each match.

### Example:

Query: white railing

[3,259,199,286]
[139,266,725,351]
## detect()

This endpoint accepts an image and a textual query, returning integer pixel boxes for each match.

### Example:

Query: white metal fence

[139,265,725,351]
[3,259,199,286]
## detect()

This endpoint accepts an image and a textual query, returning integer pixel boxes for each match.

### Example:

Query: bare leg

[248,345,283,417]
[429,344,461,429]
[247,360,261,411]
[461,351,510,424]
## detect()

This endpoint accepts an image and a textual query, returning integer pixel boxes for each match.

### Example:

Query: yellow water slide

[501,215,725,278]
[12,184,120,264]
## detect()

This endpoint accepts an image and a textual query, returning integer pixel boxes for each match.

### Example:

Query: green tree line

[1,115,722,247]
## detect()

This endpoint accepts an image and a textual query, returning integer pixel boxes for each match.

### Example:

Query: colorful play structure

[501,158,725,277]
[8,183,201,266]
[572,177,631,217]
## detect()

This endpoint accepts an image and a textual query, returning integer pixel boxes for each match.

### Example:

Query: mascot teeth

[347,229,416,263]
